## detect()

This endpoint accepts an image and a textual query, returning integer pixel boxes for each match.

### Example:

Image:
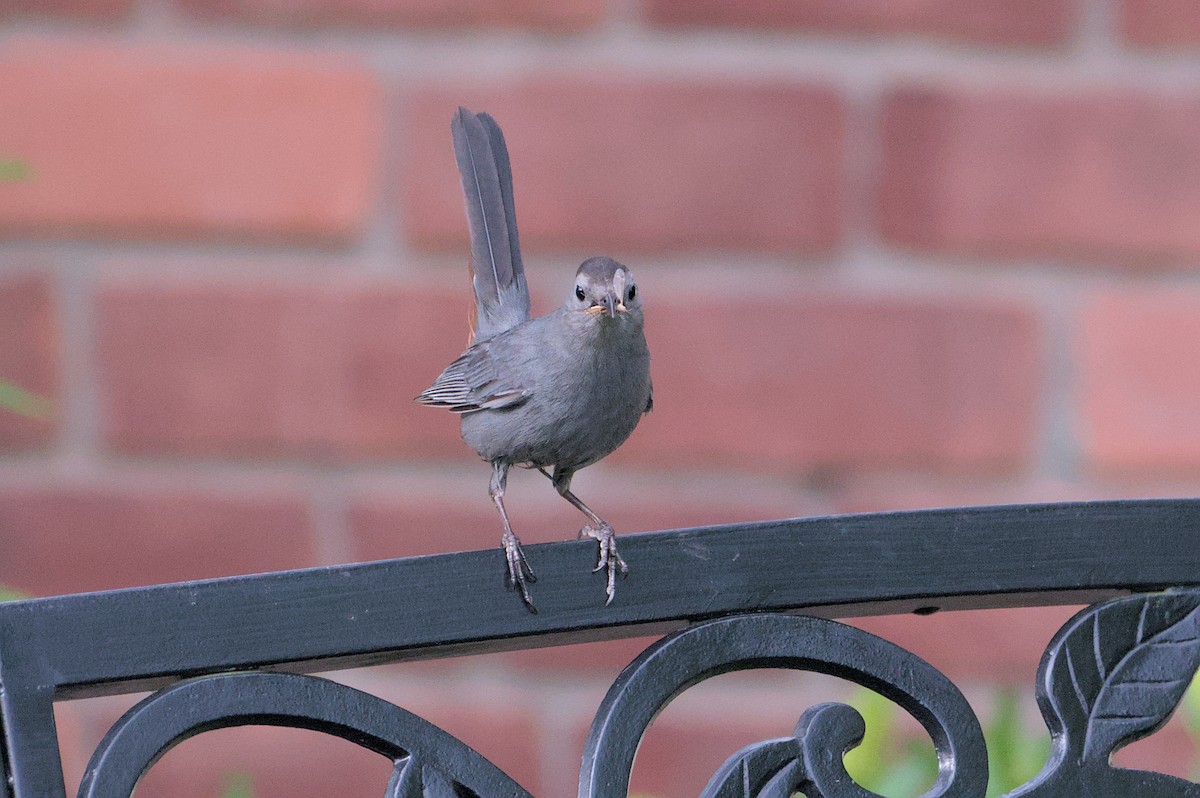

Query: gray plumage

[452,107,529,343]
[417,108,652,611]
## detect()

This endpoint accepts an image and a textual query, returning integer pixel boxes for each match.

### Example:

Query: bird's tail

[452,107,530,343]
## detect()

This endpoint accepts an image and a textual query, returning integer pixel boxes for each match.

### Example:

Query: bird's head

[569,257,641,320]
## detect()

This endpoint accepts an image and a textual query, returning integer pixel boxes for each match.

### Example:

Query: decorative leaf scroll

[701,702,885,798]
[1087,598,1200,759]
[79,672,528,798]
[1007,589,1200,798]
[701,737,802,798]
[1043,590,1200,762]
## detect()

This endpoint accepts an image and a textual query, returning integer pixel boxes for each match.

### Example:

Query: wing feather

[415,341,530,413]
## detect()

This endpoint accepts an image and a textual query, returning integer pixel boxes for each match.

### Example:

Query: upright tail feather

[452,107,530,343]
[477,112,524,283]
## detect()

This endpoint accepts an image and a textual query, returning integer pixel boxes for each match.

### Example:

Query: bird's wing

[415,340,530,413]
[452,107,530,343]
[645,379,654,413]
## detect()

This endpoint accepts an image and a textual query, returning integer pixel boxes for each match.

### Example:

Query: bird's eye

[575,286,586,301]
[627,284,637,301]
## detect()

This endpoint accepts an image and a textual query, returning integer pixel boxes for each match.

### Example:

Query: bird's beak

[584,294,627,317]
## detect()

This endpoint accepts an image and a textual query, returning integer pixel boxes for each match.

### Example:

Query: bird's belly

[460,360,648,470]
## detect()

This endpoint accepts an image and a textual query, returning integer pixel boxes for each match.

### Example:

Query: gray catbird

[417,107,653,612]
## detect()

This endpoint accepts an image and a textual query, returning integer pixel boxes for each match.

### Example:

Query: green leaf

[0,379,53,420]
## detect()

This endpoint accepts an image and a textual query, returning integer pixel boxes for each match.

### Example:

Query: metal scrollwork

[77,671,532,798]
[579,612,990,798]
[70,591,1200,798]
[1010,589,1200,797]
[580,591,1200,798]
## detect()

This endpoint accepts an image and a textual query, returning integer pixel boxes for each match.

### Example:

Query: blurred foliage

[0,585,29,603]
[980,688,1050,798]
[0,159,30,181]
[0,379,53,420]
[843,687,938,796]
[841,678,1200,798]
[1183,670,1200,782]
[219,772,256,798]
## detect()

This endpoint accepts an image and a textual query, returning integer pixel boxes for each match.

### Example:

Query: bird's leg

[491,462,536,612]
[541,468,629,605]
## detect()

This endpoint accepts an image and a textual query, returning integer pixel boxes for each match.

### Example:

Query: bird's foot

[501,530,537,613]
[580,524,629,605]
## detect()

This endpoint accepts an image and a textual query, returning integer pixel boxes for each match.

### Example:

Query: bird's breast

[460,318,649,469]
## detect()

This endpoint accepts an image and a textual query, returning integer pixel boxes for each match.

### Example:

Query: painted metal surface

[0,499,1196,796]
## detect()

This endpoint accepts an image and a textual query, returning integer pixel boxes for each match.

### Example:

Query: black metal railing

[1,499,1198,797]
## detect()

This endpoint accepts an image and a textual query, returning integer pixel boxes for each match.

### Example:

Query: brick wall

[3,0,1199,794]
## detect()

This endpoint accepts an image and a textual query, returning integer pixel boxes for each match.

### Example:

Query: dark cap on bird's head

[571,256,640,319]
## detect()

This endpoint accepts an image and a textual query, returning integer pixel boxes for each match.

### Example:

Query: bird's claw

[502,531,537,613]
[580,524,628,605]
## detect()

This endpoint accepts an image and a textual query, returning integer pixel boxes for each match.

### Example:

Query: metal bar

[0,499,1196,699]
[0,629,67,798]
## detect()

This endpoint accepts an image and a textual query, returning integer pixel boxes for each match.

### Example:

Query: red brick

[99,280,1038,472]
[349,477,812,560]
[91,720,393,798]
[850,606,1081,682]
[356,678,544,793]
[405,81,844,255]
[1079,290,1200,474]
[1113,719,1197,780]
[570,685,806,798]
[497,635,665,678]
[0,38,380,241]
[880,87,1200,263]
[646,0,1075,48]
[97,278,469,460]
[179,0,603,31]
[1121,0,1200,47]
[832,476,1110,515]
[621,294,1041,474]
[0,0,131,19]
[54,702,90,797]
[629,718,794,797]
[0,274,58,451]
[0,482,316,596]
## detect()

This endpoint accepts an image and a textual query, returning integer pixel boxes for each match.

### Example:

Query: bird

[416,107,653,612]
